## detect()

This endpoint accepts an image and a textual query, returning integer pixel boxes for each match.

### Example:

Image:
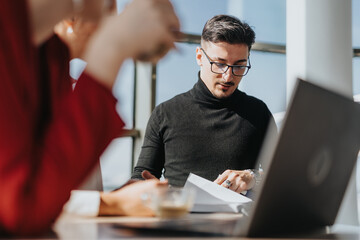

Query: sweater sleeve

[132,107,165,180]
[63,190,101,217]
[0,72,124,236]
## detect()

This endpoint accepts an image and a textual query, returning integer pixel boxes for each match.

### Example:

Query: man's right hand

[141,170,157,180]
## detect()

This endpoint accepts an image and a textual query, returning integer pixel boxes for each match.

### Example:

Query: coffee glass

[142,186,195,218]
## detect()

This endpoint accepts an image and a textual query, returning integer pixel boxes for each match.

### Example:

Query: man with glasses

[132,15,275,195]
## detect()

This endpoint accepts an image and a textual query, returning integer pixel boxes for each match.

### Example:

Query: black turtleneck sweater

[132,76,274,187]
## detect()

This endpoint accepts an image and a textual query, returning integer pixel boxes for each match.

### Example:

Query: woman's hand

[83,0,180,89]
[99,179,168,216]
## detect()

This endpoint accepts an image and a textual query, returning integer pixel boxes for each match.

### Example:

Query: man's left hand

[214,169,255,193]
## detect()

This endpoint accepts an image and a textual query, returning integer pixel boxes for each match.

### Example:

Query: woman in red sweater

[0,0,179,236]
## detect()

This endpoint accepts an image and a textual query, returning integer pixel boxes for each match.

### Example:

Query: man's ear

[196,47,203,66]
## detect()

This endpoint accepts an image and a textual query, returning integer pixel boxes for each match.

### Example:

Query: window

[157,0,286,115]
[100,0,360,195]
[353,0,360,96]
[100,60,135,191]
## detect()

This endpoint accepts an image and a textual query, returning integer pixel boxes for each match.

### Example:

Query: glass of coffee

[142,186,195,218]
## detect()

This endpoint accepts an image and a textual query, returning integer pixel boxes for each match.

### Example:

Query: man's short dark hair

[201,15,255,51]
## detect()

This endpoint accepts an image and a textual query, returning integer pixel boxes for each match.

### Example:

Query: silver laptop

[114,79,360,237]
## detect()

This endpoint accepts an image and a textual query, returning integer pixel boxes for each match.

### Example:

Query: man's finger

[141,170,157,180]
[214,174,228,184]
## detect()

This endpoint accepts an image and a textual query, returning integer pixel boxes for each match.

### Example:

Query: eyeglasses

[200,48,251,77]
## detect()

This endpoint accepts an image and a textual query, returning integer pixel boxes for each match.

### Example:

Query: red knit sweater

[0,1,124,236]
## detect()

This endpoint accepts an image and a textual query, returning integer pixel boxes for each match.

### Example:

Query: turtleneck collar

[190,72,240,106]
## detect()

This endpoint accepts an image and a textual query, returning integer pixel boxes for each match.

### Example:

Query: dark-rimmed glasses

[200,48,251,77]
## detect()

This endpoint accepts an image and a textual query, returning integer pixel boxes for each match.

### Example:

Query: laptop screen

[243,79,360,237]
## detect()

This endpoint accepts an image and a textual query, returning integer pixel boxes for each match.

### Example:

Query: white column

[287,0,357,225]
[286,0,353,99]
[133,62,154,166]
[227,0,244,17]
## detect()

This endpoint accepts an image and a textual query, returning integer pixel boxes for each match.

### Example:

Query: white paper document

[183,173,252,213]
